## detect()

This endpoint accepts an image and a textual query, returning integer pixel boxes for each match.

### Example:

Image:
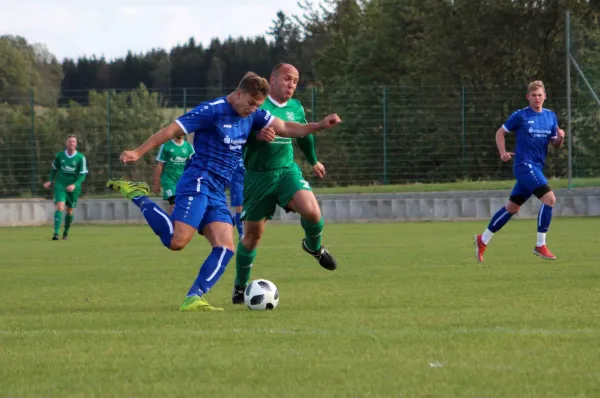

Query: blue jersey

[502,107,558,168]
[175,97,274,191]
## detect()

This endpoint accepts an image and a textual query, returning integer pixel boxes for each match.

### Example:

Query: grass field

[2,219,600,397]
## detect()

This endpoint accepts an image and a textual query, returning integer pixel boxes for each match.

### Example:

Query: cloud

[0,0,310,60]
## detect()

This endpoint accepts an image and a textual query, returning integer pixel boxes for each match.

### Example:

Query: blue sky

[0,0,313,61]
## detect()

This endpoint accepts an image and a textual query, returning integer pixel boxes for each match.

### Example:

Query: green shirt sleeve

[295,106,318,166]
[49,154,58,181]
[75,155,88,188]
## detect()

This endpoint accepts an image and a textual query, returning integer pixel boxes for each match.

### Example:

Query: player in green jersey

[43,135,88,240]
[152,136,195,214]
[232,63,336,304]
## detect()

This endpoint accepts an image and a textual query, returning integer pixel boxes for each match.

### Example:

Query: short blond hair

[527,80,545,93]
[66,134,77,140]
[237,72,270,99]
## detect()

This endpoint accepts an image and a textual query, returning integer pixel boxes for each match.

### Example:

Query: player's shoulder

[542,108,557,117]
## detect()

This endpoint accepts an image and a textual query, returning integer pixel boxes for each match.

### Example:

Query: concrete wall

[1,188,599,226]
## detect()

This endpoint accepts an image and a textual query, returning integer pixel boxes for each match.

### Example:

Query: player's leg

[232,220,267,304]
[167,196,176,215]
[232,173,278,304]
[280,165,337,270]
[230,180,244,239]
[106,178,198,251]
[163,185,176,215]
[52,185,66,240]
[531,171,556,260]
[180,204,235,312]
[474,182,528,262]
[62,188,80,240]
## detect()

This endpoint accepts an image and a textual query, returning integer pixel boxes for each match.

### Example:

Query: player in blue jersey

[229,158,245,239]
[474,80,565,262]
[106,72,341,311]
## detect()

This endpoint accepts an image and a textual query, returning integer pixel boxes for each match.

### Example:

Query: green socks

[301,217,324,252]
[53,210,63,234]
[235,241,256,288]
[64,214,74,233]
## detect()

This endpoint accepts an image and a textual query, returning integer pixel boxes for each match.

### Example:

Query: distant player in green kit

[43,135,88,240]
[152,136,195,214]
[232,63,336,304]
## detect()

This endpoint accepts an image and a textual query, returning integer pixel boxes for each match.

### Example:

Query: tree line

[1,0,600,197]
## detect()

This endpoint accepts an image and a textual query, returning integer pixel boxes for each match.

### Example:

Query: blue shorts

[229,167,245,207]
[173,169,233,232]
[510,163,549,202]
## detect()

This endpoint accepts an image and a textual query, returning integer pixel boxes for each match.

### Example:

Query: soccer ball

[244,279,279,310]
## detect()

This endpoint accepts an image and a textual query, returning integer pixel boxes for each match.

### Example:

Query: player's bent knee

[56,202,65,211]
[242,235,261,251]
[505,201,521,214]
[169,236,191,251]
[533,184,552,201]
[540,191,556,206]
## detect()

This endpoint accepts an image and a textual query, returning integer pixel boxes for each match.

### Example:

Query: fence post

[107,90,112,180]
[183,88,187,113]
[383,86,388,185]
[566,10,573,190]
[461,86,467,179]
[30,89,37,196]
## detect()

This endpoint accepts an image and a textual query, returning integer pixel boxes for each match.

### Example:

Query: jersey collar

[64,150,77,158]
[171,139,185,146]
[267,95,288,108]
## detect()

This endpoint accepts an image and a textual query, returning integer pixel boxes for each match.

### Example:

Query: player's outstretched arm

[120,122,185,163]
[271,114,341,138]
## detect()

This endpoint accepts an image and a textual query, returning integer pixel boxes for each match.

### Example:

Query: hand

[257,127,276,142]
[120,150,141,163]
[312,162,326,179]
[66,184,76,192]
[500,151,514,162]
[553,128,566,147]
[318,114,342,130]
[43,181,52,189]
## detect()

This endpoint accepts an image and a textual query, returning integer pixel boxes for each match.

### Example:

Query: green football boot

[106,178,150,200]
[179,295,224,312]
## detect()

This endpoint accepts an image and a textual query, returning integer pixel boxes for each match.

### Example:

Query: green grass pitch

[1,219,600,397]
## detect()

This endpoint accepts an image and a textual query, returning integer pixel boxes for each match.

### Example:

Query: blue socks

[538,204,553,233]
[132,196,173,248]
[235,212,243,238]
[187,247,235,297]
[487,206,513,233]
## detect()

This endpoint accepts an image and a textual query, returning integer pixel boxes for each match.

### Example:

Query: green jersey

[156,139,195,186]
[51,150,88,186]
[243,96,307,172]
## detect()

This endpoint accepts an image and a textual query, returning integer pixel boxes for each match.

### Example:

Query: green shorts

[54,184,81,208]
[241,163,312,222]
[162,184,177,204]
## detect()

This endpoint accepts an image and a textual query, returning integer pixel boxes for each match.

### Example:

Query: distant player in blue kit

[229,158,245,239]
[474,80,565,262]
[106,72,341,311]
